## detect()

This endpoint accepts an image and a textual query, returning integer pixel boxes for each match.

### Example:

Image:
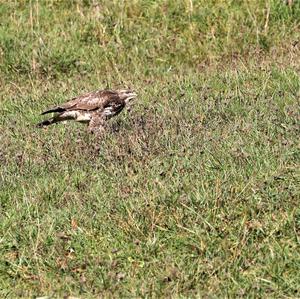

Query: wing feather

[42,90,122,114]
[64,90,119,111]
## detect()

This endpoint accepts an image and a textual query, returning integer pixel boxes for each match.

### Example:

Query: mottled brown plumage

[37,89,137,133]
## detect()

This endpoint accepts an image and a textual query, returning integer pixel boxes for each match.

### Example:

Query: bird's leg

[88,114,106,136]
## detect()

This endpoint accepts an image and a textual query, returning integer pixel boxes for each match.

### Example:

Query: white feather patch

[103,107,114,116]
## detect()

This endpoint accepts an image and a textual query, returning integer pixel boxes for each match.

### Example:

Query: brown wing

[62,90,119,111]
[42,90,120,115]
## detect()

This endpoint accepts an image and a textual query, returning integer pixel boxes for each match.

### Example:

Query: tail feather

[41,107,65,115]
[37,111,76,128]
[37,117,55,128]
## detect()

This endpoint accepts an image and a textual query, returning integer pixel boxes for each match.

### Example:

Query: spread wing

[41,90,121,115]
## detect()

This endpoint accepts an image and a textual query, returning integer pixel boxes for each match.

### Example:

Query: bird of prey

[37,89,137,133]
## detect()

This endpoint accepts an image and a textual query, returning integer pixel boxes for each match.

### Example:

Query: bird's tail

[41,107,65,115]
[36,117,56,128]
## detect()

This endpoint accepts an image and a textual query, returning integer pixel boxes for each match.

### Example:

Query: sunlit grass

[0,1,299,297]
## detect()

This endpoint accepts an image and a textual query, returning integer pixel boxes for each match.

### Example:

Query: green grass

[0,0,300,297]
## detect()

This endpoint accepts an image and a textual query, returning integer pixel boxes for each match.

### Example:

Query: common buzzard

[37,89,137,133]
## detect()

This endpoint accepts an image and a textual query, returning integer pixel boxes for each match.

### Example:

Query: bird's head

[118,89,137,104]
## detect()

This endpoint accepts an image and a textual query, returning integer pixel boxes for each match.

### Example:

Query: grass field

[0,0,300,297]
